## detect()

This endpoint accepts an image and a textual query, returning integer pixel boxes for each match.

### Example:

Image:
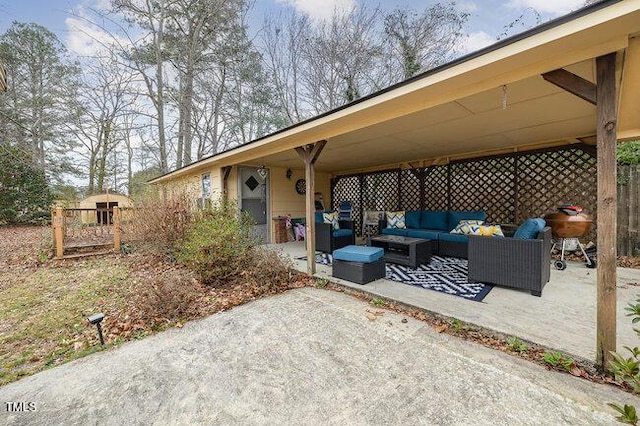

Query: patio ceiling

[255,60,599,173]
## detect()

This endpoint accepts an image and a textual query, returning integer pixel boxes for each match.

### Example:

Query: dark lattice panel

[363,171,399,212]
[423,166,448,211]
[332,176,362,235]
[331,146,597,240]
[400,169,421,210]
[449,157,516,224]
[517,148,597,241]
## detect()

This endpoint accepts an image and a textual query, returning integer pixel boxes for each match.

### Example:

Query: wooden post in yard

[295,141,327,275]
[596,52,617,369]
[113,206,121,253]
[53,207,64,259]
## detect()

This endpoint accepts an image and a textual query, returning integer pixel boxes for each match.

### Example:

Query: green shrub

[506,336,529,353]
[609,297,640,424]
[542,351,575,371]
[177,202,256,285]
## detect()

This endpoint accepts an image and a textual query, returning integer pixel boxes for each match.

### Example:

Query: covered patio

[151,1,640,367]
[273,240,640,362]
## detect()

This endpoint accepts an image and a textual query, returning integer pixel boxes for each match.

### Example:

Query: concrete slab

[275,241,640,361]
[0,288,637,425]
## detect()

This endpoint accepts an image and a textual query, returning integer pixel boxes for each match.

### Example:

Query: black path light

[88,313,105,345]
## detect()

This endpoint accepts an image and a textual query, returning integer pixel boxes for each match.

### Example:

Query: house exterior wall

[162,166,223,206]
[268,166,331,241]
[156,164,330,243]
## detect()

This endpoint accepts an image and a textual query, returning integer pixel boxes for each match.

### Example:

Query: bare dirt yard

[0,226,310,386]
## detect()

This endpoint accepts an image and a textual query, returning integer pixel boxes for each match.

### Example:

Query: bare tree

[112,0,175,174]
[261,12,310,124]
[164,0,243,168]
[383,4,468,80]
[66,53,137,194]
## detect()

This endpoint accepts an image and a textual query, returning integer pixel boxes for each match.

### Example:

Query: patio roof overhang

[150,0,640,182]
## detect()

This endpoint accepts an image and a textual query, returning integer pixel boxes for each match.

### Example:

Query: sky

[0,0,591,57]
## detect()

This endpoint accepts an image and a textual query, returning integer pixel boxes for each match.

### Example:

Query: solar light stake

[88,313,105,345]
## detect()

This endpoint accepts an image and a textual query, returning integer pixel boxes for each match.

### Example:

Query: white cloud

[506,0,585,15]
[458,31,496,54]
[65,16,128,57]
[275,0,355,21]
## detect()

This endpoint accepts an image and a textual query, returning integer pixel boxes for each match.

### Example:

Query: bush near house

[177,202,255,284]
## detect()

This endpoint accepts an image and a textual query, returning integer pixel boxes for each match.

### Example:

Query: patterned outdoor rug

[297,253,493,302]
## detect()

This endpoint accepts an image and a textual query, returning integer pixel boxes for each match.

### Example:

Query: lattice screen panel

[449,157,516,224]
[331,176,362,235]
[517,148,597,240]
[423,166,448,211]
[363,171,399,212]
[331,146,597,239]
[400,169,421,211]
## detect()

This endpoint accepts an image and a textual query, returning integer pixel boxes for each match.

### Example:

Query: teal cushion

[381,228,409,237]
[405,211,422,229]
[406,229,440,240]
[315,211,324,223]
[333,229,353,238]
[421,211,448,231]
[514,218,546,240]
[333,245,384,263]
[448,211,487,231]
[438,232,469,243]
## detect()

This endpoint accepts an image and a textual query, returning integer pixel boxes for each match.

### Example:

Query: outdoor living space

[272,240,640,363]
[149,3,640,371]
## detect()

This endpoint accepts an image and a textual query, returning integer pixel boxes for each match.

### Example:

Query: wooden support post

[113,206,121,253]
[53,207,64,259]
[295,140,327,275]
[595,52,617,369]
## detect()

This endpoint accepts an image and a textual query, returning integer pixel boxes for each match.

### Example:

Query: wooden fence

[618,165,640,256]
[52,207,122,259]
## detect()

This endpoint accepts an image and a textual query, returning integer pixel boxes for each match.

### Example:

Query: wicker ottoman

[332,245,385,284]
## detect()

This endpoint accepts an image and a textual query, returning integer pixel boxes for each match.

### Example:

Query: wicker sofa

[378,210,487,258]
[467,227,552,296]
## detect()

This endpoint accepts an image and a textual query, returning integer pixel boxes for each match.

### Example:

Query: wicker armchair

[467,227,552,296]
[315,220,355,253]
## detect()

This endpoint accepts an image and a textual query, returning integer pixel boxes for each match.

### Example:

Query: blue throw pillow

[405,210,422,229]
[421,211,448,231]
[514,218,546,240]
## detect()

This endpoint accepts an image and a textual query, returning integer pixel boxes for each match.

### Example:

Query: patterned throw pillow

[322,211,340,230]
[386,211,406,229]
[450,219,484,234]
[476,225,505,237]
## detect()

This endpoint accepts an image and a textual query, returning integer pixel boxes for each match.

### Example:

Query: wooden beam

[542,69,597,105]
[310,140,327,164]
[295,141,327,275]
[595,52,618,369]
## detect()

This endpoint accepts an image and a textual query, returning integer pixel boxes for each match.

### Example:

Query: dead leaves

[365,309,384,321]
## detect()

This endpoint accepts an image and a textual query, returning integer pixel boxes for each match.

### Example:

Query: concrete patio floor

[2,288,639,425]
[271,241,640,362]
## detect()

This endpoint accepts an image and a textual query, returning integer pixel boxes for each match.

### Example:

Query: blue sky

[0,0,588,56]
